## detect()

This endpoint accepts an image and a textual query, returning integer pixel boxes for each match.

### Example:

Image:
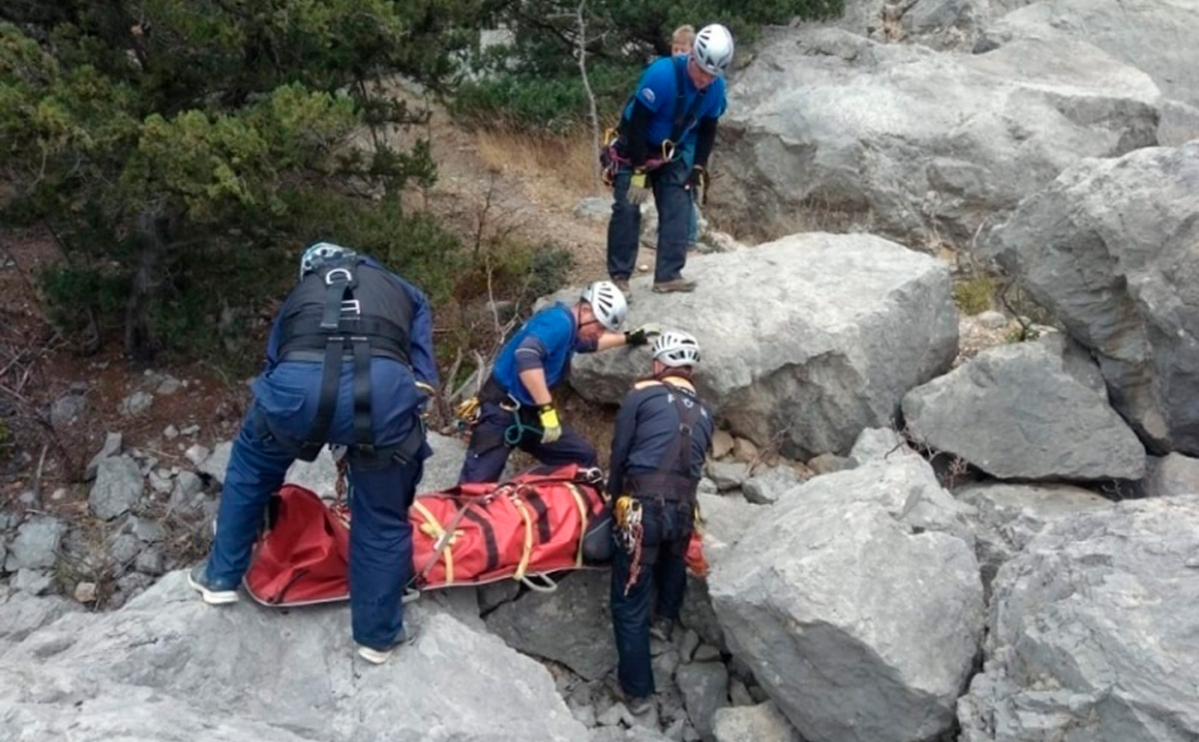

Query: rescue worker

[608,330,713,712]
[605,24,733,294]
[187,242,437,665]
[458,280,653,484]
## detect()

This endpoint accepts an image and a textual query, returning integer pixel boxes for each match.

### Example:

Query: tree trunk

[124,207,168,362]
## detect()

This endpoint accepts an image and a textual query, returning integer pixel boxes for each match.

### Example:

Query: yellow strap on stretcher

[510,493,535,581]
[564,483,589,567]
[412,501,455,585]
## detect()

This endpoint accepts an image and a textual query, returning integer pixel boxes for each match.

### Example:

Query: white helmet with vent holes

[580,280,628,331]
[652,329,701,368]
[693,24,734,78]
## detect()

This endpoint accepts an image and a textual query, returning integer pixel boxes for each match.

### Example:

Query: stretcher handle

[402,586,422,604]
[519,574,559,593]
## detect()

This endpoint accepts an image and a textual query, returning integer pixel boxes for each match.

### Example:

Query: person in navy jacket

[188,242,436,665]
[608,329,714,711]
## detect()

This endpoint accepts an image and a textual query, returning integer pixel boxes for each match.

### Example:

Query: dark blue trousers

[208,361,427,651]
[606,159,693,284]
[458,400,598,484]
[610,497,693,698]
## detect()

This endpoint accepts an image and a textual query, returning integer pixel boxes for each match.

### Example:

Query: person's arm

[693,117,718,169]
[517,367,553,407]
[596,331,629,351]
[404,283,439,390]
[607,391,642,496]
[624,99,654,167]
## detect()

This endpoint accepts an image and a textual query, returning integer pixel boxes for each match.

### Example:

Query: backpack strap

[669,56,708,145]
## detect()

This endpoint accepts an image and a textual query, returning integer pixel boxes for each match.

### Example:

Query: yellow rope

[412,500,454,584]
[510,492,535,581]
[564,483,589,567]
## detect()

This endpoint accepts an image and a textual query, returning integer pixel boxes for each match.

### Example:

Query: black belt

[625,472,698,502]
[281,349,406,364]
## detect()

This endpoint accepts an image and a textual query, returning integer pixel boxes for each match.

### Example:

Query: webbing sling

[301,268,358,461]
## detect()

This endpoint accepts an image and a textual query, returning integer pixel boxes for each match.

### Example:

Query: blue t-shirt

[622,56,727,149]
[492,303,581,407]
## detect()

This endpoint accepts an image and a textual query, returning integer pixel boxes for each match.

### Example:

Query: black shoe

[187,560,240,605]
[650,616,676,642]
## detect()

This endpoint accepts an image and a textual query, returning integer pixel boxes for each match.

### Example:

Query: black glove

[685,165,707,191]
[624,323,662,347]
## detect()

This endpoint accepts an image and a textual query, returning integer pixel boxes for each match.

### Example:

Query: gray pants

[606,159,692,284]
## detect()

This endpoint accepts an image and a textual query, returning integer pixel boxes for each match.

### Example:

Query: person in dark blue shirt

[608,329,714,711]
[188,242,437,665]
[459,280,656,483]
[606,24,733,294]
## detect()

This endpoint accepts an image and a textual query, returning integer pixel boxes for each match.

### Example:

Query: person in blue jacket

[459,280,656,484]
[606,24,734,294]
[608,330,714,712]
[187,242,437,665]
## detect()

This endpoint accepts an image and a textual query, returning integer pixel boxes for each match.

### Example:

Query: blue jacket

[622,56,727,150]
[608,379,714,497]
[492,303,597,407]
[253,256,438,448]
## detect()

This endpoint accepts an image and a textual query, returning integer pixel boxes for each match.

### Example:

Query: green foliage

[454,0,843,131]
[953,275,994,316]
[0,1,479,365]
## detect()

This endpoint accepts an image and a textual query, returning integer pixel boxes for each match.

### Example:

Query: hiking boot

[652,278,696,294]
[612,277,631,294]
[187,560,239,605]
[650,616,676,642]
[356,625,418,665]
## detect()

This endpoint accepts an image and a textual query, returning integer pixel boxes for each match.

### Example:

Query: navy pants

[607,158,693,284]
[610,497,693,698]
[458,400,598,484]
[207,360,427,651]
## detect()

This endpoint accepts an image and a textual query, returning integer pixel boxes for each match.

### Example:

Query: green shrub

[953,275,994,316]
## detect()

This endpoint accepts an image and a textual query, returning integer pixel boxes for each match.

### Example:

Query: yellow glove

[627,170,650,205]
[539,404,562,444]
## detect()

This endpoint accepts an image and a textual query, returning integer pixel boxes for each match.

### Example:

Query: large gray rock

[5,517,66,571]
[1143,453,1199,498]
[198,441,233,484]
[713,702,802,742]
[831,0,1034,49]
[676,663,728,742]
[955,481,1111,596]
[567,233,957,458]
[89,455,145,520]
[0,572,588,742]
[484,570,614,680]
[710,454,982,742]
[741,466,802,505]
[958,495,1199,742]
[984,142,1199,454]
[903,335,1146,481]
[423,432,468,493]
[986,0,1199,110]
[0,590,78,646]
[715,27,1159,249]
[84,432,122,480]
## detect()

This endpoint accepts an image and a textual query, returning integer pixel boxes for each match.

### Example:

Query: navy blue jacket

[608,378,714,497]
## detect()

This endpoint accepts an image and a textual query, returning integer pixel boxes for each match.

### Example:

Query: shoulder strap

[670,56,708,145]
[655,383,703,478]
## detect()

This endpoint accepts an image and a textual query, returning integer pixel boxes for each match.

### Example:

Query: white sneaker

[356,626,418,665]
[187,562,239,605]
[357,645,395,665]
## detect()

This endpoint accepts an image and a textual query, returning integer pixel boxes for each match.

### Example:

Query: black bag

[582,506,614,565]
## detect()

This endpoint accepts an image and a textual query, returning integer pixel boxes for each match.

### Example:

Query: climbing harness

[614,495,645,596]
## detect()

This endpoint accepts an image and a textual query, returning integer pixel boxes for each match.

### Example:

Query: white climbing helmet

[652,329,701,368]
[299,242,355,280]
[580,280,628,331]
[693,24,734,78]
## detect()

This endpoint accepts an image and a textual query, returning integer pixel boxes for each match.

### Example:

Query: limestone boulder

[958,495,1199,742]
[0,572,588,742]
[714,27,1159,249]
[710,455,982,742]
[984,142,1199,454]
[567,233,958,459]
